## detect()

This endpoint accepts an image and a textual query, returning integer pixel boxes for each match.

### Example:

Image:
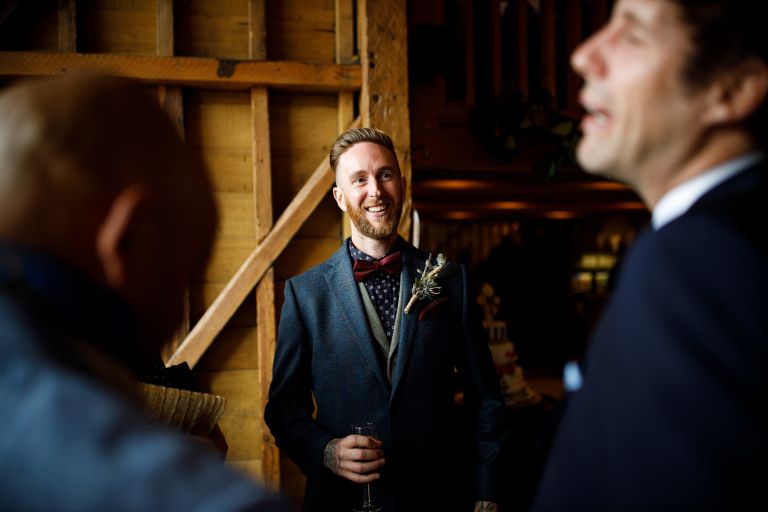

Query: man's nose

[571,25,608,79]
[367,180,382,197]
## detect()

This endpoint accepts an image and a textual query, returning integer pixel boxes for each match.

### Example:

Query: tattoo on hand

[474,501,498,512]
[323,439,341,474]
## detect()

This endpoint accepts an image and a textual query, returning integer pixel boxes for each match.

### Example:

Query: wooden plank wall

[0,0,410,504]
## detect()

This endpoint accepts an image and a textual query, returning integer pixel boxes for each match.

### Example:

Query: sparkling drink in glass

[351,423,382,512]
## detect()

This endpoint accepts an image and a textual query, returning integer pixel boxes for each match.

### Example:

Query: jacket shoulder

[284,247,346,289]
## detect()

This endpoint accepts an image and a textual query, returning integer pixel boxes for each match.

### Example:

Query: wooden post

[335,0,356,65]
[249,0,280,490]
[248,0,267,61]
[336,0,355,241]
[156,0,174,58]
[155,0,190,360]
[252,83,279,491]
[58,0,76,53]
[357,0,412,240]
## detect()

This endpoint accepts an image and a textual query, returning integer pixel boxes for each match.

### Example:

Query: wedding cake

[478,284,540,408]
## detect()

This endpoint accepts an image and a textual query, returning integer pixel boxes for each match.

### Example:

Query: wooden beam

[155,0,184,138]
[166,116,362,369]
[58,0,76,53]
[358,0,412,240]
[414,200,648,220]
[252,89,272,240]
[335,0,355,65]
[337,92,355,136]
[0,51,362,92]
[248,0,267,61]
[413,177,636,196]
[336,0,356,241]
[249,5,271,239]
[338,91,355,241]
[157,85,185,137]
[256,267,278,487]
[155,0,188,362]
[156,0,174,57]
[247,0,279,489]
[250,57,279,496]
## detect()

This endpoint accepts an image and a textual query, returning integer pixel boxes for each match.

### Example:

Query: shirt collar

[348,237,402,262]
[652,152,764,230]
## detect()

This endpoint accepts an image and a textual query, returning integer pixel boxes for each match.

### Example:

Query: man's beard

[346,199,402,240]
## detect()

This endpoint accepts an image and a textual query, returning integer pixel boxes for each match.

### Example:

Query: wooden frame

[166,116,361,369]
[0,51,361,92]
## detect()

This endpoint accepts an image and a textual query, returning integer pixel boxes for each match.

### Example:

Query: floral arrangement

[404,253,447,314]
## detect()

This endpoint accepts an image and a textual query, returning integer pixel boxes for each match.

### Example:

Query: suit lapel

[325,242,390,393]
[390,245,425,400]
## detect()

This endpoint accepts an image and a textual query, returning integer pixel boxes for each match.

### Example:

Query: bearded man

[265,128,505,512]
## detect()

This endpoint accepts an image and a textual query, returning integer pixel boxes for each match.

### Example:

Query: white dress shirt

[652,152,764,230]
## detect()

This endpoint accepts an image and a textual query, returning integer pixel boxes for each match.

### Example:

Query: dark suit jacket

[532,163,768,511]
[265,238,505,511]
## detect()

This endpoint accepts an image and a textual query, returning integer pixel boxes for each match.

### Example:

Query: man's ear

[332,186,347,211]
[703,59,768,125]
[95,184,150,289]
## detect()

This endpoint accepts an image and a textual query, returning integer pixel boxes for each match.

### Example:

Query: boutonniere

[404,253,447,314]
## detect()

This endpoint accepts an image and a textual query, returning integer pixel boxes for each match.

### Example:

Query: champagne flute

[351,422,382,512]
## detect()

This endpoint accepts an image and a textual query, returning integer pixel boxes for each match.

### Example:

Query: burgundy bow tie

[353,251,402,282]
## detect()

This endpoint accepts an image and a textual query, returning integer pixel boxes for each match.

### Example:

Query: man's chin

[367,227,398,241]
[576,143,617,174]
[356,220,399,240]
[577,151,610,177]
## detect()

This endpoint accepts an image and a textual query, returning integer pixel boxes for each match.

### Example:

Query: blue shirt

[0,241,288,511]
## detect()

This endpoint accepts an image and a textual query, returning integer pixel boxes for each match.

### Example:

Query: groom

[265,128,504,512]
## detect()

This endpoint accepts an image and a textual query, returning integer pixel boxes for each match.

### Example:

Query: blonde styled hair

[329,127,398,173]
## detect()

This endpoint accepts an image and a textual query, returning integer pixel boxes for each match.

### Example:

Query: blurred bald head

[0,75,217,347]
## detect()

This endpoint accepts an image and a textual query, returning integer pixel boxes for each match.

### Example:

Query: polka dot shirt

[349,240,401,341]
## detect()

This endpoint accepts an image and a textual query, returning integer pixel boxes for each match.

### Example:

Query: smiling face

[332,142,405,247]
[571,0,714,202]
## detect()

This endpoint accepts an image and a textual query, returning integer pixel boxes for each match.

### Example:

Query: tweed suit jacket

[532,163,768,511]
[265,238,504,511]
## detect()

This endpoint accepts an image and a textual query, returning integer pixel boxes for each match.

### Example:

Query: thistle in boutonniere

[404,253,447,314]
